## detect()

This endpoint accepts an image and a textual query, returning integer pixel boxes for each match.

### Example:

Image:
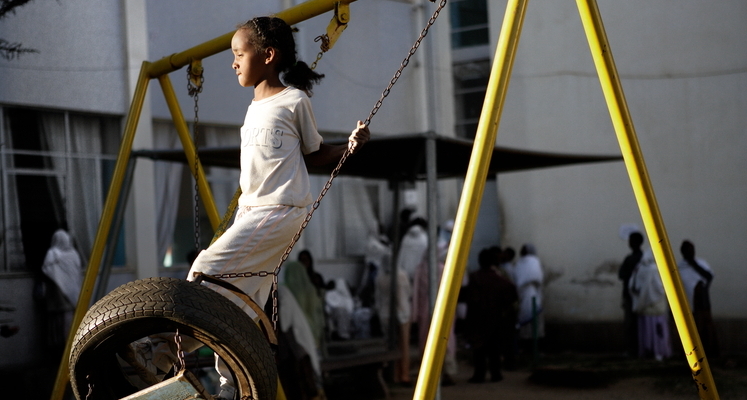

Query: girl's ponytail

[282,60,324,95]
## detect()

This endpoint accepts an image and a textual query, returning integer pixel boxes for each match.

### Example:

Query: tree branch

[0,0,35,19]
[0,1,39,59]
[0,39,37,60]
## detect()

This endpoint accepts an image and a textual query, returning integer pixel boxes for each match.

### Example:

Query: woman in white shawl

[629,250,671,360]
[41,229,83,350]
[677,240,718,357]
[514,244,544,341]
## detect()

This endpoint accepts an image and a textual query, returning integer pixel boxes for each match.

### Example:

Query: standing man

[678,240,718,357]
[619,231,644,357]
[464,248,518,383]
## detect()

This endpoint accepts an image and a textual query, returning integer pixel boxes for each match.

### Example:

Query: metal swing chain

[310,34,330,70]
[85,375,93,400]
[187,63,204,253]
[174,328,186,372]
[210,0,448,333]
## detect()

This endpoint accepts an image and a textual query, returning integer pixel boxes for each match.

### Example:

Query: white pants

[188,205,306,312]
[187,204,306,398]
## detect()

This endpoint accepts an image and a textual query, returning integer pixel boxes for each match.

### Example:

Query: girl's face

[231,29,269,88]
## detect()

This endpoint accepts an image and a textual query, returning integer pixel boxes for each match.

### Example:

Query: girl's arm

[304,143,347,166]
[305,120,370,166]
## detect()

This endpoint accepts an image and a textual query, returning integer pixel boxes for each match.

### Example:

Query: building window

[153,121,240,269]
[450,0,489,48]
[0,106,122,273]
[450,0,491,139]
[453,59,491,139]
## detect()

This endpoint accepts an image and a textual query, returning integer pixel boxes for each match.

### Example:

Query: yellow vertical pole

[412,0,529,398]
[157,74,221,230]
[50,61,153,400]
[575,1,719,398]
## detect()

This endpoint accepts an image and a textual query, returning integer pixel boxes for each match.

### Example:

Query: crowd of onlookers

[278,210,551,392]
[278,217,720,398]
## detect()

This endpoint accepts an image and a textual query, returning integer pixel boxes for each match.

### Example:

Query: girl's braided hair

[238,16,324,95]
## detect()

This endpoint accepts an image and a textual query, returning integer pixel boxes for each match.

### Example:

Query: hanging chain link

[210,0,448,333]
[174,329,186,372]
[85,376,93,400]
[309,34,330,70]
[187,63,204,253]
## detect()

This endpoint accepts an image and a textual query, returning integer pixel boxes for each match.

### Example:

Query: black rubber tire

[69,276,277,400]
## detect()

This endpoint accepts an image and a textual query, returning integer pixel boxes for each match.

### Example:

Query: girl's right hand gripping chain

[348,120,370,154]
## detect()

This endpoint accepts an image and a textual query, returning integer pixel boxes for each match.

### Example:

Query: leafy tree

[0,0,38,60]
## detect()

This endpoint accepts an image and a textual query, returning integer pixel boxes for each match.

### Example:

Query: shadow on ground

[528,352,747,399]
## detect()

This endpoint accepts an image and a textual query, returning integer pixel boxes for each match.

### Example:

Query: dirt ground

[9,348,746,399]
[326,352,747,400]
[388,365,688,400]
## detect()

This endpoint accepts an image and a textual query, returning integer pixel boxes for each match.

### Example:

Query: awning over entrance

[133,133,622,180]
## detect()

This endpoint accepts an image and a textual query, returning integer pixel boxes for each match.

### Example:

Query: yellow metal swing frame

[52,0,719,399]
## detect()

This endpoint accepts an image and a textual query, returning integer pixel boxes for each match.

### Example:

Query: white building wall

[0,0,128,113]
[493,0,747,321]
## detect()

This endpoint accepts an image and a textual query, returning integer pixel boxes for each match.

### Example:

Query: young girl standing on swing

[178,16,369,399]
[187,16,369,314]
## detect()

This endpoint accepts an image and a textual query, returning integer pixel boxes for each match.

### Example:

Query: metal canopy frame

[51,0,720,399]
[130,133,623,180]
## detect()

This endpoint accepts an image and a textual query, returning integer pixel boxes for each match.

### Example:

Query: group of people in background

[462,244,545,383]
[372,211,548,386]
[298,207,551,388]
[35,220,721,398]
[618,227,718,362]
[36,219,719,396]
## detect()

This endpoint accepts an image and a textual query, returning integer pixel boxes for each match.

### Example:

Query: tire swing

[68,2,446,399]
[69,277,276,400]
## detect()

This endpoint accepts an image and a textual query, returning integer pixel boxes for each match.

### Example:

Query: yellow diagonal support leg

[413,0,529,398]
[576,0,719,398]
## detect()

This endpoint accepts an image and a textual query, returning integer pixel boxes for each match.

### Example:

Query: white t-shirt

[238,87,323,208]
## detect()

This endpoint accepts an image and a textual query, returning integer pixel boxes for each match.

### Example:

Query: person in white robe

[677,240,718,357]
[629,250,671,360]
[375,252,412,384]
[396,218,429,282]
[41,229,83,349]
[677,240,714,311]
[513,244,544,342]
[411,220,458,385]
[325,278,355,340]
